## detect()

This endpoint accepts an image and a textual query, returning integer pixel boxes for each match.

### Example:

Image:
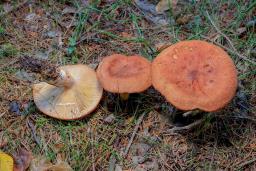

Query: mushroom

[32,64,103,120]
[152,40,237,112]
[96,54,151,100]
[0,151,14,171]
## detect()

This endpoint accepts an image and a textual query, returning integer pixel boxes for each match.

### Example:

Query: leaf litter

[30,156,73,171]
[0,0,256,170]
[13,148,32,171]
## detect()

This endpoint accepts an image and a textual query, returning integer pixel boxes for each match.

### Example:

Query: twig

[75,33,98,45]
[205,11,256,65]
[182,111,193,117]
[166,119,204,133]
[206,11,236,51]
[92,137,96,171]
[123,112,146,158]
[0,0,29,17]
[108,136,120,171]
[209,142,217,170]
[202,35,256,65]
[231,116,256,122]
[0,58,19,70]
[182,110,202,117]
[108,154,117,171]
[27,119,41,146]
[237,158,256,169]
[88,128,96,171]
[0,112,6,118]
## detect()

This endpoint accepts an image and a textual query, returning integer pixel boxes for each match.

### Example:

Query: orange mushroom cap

[97,54,151,93]
[152,40,237,112]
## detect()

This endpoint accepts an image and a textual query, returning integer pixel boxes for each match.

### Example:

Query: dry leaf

[134,0,156,14]
[13,149,33,171]
[30,157,73,171]
[0,151,14,171]
[176,14,193,25]
[134,0,170,25]
[156,0,178,14]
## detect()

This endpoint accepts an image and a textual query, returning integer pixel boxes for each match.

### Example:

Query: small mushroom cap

[152,40,237,112]
[33,64,103,120]
[97,54,151,93]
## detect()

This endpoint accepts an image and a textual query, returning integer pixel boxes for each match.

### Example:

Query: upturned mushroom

[96,54,151,100]
[152,40,237,112]
[21,57,103,120]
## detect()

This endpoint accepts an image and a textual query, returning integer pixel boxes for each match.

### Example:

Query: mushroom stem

[120,93,130,101]
[47,69,74,88]
[19,56,74,88]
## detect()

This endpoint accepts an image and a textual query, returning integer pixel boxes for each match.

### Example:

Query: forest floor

[0,0,256,170]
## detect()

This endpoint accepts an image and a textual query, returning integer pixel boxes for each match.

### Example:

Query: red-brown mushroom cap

[152,40,237,112]
[97,54,151,93]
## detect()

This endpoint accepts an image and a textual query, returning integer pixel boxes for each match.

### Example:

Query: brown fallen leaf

[30,157,73,171]
[13,148,33,171]
[176,14,193,25]
[156,0,178,14]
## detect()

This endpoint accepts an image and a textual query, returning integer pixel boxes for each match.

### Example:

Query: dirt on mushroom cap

[33,64,103,120]
[97,54,152,93]
[152,40,238,112]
